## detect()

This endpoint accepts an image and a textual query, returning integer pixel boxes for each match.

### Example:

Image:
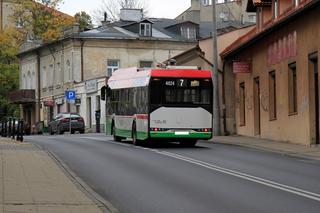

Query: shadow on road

[118,139,210,150]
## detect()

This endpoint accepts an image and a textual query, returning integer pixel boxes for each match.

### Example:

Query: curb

[32,143,120,213]
[211,140,320,162]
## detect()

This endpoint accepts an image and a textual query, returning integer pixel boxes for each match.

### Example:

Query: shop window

[239,82,246,126]
[269,71,277,120]
[288,63,298,115]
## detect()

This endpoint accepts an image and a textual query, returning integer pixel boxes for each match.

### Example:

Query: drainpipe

[80,39,84,82]
[36,51,41,123]
[222,61,228,136]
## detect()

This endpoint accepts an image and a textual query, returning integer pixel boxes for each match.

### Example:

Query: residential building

[176,0,257,24]
[221,0,320,145]
[17,10,199,133]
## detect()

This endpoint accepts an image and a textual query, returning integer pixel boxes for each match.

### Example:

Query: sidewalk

[211,135,320,161]
[0,137,107,213]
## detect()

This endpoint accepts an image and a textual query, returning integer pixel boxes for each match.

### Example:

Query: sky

[59,0,191,19]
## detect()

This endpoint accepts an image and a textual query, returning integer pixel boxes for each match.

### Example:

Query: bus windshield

[150,78,212,106]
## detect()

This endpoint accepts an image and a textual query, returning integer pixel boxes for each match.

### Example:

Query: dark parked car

[48,113,85,135]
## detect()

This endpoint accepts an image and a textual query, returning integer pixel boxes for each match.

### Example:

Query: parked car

[48,113,85,135]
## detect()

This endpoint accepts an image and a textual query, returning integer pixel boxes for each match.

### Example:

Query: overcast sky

[59,0,191,19]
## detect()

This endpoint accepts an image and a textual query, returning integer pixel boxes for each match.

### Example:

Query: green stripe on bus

[115,129,132,138]
[115,128,148,140]
[150,131,212,139]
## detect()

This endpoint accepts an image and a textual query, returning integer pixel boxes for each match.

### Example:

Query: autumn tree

[0,28,20,119]
[12,0,75,42]
[92,0,149,23]
[74,11,94,31]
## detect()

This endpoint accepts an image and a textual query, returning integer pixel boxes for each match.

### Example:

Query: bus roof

[107,67,212,89]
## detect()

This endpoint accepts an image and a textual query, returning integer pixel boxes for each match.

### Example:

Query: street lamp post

[212,0,221,136]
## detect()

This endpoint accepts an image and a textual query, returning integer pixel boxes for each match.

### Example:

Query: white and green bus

[104,67,213,146]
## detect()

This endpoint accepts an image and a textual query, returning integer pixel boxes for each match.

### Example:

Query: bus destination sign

[165,79,200,87]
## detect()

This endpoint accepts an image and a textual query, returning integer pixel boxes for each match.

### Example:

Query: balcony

[9,89,36,104]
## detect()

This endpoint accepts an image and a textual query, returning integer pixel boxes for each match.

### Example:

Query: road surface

[27,134,320,213]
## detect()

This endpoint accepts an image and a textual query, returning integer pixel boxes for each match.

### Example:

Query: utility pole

[212,0,221,136]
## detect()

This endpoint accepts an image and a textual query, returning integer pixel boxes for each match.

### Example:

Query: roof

[222,0,320,59]
[18,16,253,55]
[199,21,255,38]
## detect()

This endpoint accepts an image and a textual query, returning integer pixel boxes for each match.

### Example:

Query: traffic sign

[65,90,76,101]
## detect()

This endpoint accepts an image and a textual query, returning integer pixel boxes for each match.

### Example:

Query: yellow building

[222,0,320,145]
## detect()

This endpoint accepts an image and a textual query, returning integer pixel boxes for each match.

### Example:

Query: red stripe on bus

[136,114,148,120]
[151,69,212,78]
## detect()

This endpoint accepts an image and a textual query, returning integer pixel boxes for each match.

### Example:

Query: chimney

[120,8,143,21]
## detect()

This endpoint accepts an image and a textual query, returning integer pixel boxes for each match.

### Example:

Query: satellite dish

[219,12,226,19]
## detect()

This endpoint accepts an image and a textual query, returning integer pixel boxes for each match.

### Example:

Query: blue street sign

[65,90,76,101]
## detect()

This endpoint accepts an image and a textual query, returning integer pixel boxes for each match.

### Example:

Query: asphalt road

[26,134,320,213]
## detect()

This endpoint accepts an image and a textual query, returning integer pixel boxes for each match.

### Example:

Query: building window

[295,0,299,7]
[96,95,101,111]
[288,63,297,115]
[180,26,196,40]
[201,0,212,6]
[107,60,120,76]
[56,62,61,85]
[269,71,277,120]
[23,74,26,89]
[57,104,61,113]
[274,0,279,18]
[140,61,153,68]
[15,16,24,28]
[140,23,152,37]
[248,15,256,23]
[42,66,46,88]
[239,82,246,126]
[32,72,35,89]
[65,60,71,82]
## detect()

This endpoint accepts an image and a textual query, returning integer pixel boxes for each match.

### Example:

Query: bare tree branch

[92,0,149,25]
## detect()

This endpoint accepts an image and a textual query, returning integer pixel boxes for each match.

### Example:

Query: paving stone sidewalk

[211,135,320,161]
[0,137,106,213]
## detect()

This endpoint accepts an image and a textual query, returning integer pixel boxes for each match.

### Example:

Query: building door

[310,54,319,144]
[254,77,261,136]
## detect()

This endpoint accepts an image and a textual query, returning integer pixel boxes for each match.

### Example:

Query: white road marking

[76,136,320,202]
[152,150,320,202]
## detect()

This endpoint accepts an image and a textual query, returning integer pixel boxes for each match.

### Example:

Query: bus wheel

[132,124,141,146]
[113,125,122,142]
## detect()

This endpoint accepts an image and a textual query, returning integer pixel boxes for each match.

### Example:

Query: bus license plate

[174,131,189,135]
